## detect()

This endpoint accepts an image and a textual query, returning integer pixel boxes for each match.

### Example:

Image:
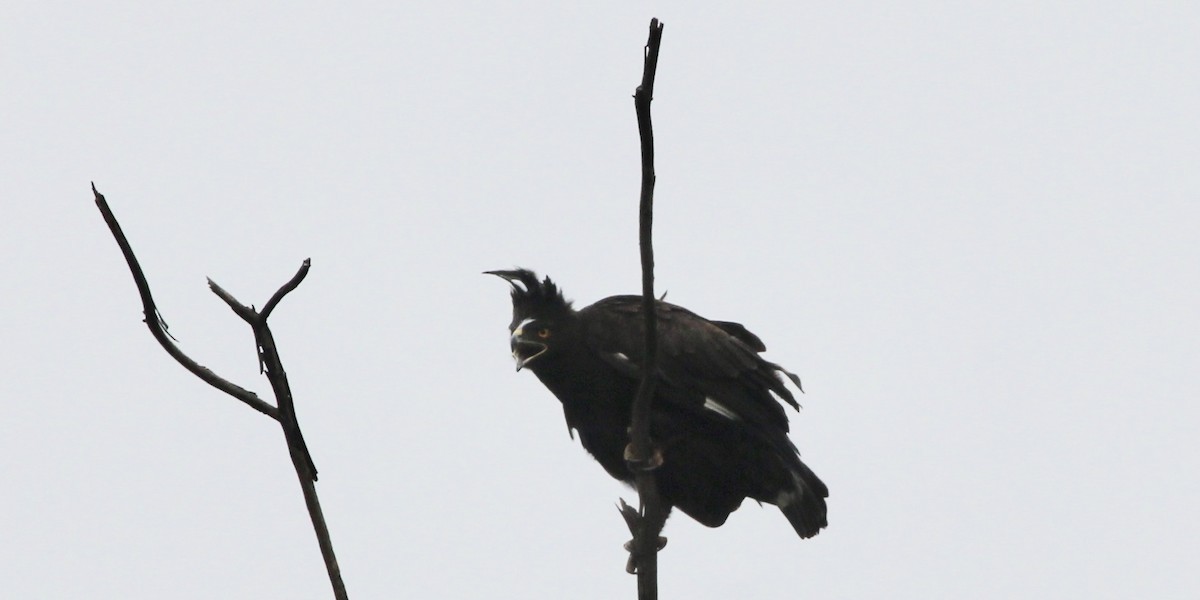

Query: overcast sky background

[3,2,1198,598]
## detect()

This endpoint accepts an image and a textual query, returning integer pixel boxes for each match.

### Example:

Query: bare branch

[94,184,346,599]
[92,183,279,420]
[206,273,320,482]
[208,278,258,323]
[623,17,667,600]
[209,269,335,593]
[261,259,311,321]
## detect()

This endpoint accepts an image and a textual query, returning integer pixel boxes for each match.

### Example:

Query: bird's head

[486,268,575,371]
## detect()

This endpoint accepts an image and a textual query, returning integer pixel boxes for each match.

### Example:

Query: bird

[487,268,827,539]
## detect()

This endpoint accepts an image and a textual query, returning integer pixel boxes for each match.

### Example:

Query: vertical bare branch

[94,184,347,600]
[625,17,666,600]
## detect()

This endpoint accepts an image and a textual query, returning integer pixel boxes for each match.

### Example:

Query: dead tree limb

[92,183,348,600]
[619,17,667,600]
[92,183,279,420]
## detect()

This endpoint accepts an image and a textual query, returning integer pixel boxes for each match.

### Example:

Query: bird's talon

[623,443,664,471]
[623,535,669,574]
[623,536,664,552]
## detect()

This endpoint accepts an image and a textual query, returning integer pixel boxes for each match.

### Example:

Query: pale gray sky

[3,2,1198,598]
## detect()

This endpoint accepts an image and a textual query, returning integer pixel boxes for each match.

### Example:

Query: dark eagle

[488,268,827,538]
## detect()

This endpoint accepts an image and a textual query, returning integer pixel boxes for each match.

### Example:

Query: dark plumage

[488,268,828,538]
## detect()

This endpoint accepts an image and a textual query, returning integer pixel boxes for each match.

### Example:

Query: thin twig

[261,260,311,321]
[624,17,666,600]
[92,183,279,420]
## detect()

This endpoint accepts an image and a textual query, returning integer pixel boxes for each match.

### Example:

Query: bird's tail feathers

[775,461,828,539]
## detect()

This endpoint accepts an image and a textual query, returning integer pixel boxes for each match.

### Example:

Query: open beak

[511,337,547,371]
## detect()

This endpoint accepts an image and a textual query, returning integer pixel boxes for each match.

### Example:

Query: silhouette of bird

[488,268,827,538]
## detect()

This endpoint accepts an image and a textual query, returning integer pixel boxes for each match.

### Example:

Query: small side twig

[93,184,347,600]
[622,17,667,600]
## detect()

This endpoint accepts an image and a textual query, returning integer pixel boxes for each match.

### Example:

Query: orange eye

[537,328,551,339]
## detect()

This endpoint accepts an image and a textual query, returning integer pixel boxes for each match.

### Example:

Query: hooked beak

[511,337,547,371]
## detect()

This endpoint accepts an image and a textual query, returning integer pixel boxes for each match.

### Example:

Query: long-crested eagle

[488,268,827,538]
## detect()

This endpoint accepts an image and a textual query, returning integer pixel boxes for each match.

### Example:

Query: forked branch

[93,184,347,600]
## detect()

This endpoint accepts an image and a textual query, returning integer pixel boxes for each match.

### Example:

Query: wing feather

[579,296,800,432]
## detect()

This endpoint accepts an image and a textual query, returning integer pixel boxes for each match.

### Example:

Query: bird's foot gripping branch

[623,442,664,471]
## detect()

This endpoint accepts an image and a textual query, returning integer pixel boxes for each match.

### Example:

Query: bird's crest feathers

[485,268,573,322]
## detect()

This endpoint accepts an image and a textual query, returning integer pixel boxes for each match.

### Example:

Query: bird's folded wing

[580,296,801,432]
